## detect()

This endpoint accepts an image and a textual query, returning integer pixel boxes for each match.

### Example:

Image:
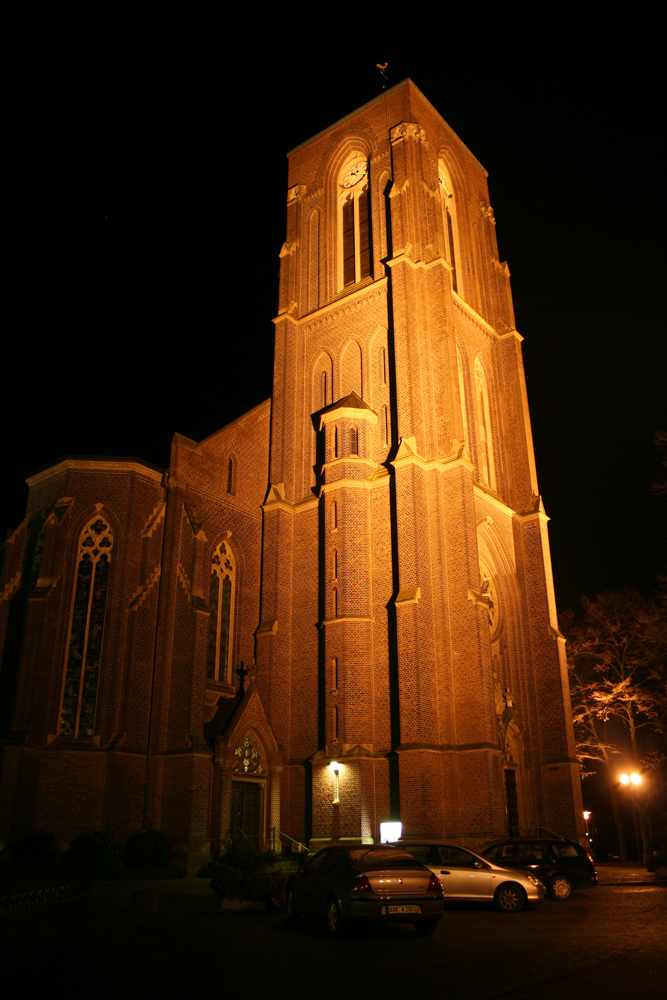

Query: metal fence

[0,882,90,971]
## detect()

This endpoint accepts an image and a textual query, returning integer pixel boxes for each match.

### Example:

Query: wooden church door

[231,781,261,848]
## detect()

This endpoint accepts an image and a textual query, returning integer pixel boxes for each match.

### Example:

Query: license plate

[386,905,421,914]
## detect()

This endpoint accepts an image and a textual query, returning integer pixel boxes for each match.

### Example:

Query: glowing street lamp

[619,773,643,861]
[329,760,341,804]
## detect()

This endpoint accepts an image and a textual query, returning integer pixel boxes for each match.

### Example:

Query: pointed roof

[321,391,374,415]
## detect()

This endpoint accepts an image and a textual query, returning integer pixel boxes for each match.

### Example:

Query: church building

[0,80,584,872]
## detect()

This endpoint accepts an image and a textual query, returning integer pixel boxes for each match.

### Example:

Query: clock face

[342,161,368,188]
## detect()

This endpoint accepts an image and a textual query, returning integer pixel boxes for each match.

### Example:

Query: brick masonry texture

[0,80,583,865]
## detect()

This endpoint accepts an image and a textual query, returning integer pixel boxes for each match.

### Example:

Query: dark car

[480,838,597,900]
[286,844,444,936]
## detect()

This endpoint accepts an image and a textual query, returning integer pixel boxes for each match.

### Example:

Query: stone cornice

[26,458,164,488]
[396,741,501,754]
[391,436,474,474]
[453,293,523,342]
[515,494,550,524]
[319,407,378,430]
[473,483,516,518]
[262,483,319,515]
[320,615,375,628]
[273,277,388,327]
[320,471,390,494]
[386,251,454,273]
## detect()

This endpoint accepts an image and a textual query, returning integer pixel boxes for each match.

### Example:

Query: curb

[595,881,666,887]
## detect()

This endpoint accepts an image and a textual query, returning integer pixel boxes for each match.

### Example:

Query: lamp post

[582,811,594,859]
[619,773,643,862]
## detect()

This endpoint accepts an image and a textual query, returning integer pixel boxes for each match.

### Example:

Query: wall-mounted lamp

[329,760,341,804]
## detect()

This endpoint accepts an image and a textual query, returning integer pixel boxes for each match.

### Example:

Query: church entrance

[231,781,261,849]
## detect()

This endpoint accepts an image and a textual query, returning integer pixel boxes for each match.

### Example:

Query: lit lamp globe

[619,774,630,785]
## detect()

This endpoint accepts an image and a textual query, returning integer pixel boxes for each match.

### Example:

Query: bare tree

[563,590,667,862]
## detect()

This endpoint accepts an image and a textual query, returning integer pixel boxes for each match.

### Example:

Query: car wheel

[326,898,344,936]
[548,874,573,901]
[286,890,301,922]
[494,883,525,913]
[415,920,438,937]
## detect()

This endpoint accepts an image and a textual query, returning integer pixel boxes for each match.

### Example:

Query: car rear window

[516,842,551,862]
[348,849,424,871]
[551,843,581,858]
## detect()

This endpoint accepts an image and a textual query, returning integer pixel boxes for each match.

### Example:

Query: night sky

[5,10,665,615]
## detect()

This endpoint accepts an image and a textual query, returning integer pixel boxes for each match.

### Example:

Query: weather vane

[376,62,389,90]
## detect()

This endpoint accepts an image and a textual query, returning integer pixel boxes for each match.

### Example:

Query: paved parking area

[24,876,667,999]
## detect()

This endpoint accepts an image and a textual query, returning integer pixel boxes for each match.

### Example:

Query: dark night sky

[5,10,665,614]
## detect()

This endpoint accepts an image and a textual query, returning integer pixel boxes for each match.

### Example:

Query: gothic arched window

[227,456,237,496]
[207,540,236,683]
[59,517,113,737]
[349,426,359,456]
[338,158,372,289]
[456,345,469,445]
[438,161,459,293]
[474,358,496,490]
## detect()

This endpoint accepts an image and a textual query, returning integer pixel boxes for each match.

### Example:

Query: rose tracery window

[59,517,113,737]
[233,733,265,774]
[207,540,236,683]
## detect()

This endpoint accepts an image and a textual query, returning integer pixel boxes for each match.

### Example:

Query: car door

[295,849,332,914]
[434,846,494,899]
[549,841,590,885]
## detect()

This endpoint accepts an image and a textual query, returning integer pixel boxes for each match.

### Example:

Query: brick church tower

[257,79,583,849]
[0,81,583,868]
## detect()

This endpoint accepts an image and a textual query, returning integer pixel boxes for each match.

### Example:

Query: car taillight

[428,873,443,893]
[586,852,594,865]
[347,874,372,892]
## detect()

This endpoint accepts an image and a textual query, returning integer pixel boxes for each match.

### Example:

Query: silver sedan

[388,841,546,912]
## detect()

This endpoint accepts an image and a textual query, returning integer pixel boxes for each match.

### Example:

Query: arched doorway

[230,731,266,849]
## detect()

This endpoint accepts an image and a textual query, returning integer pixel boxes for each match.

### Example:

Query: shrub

[125,830,173,869]
[68,830,125,868]
[8,829,60,866]
[208,842,283,903]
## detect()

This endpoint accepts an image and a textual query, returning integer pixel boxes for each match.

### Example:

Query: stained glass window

[206,540,236,683]
[232,732,265,774]
[59,518,113,737]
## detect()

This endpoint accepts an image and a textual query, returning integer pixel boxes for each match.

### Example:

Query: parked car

[286,844,444,936]
[387,841,545,913]
[480,838,597,900]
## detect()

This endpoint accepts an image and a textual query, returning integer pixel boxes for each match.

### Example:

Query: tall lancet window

[207,540,236,683]
[438,161,458,293]
[59,517,113,737]
[474,358,496,491]
[456,345,469,445]
[339,158,372,288]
